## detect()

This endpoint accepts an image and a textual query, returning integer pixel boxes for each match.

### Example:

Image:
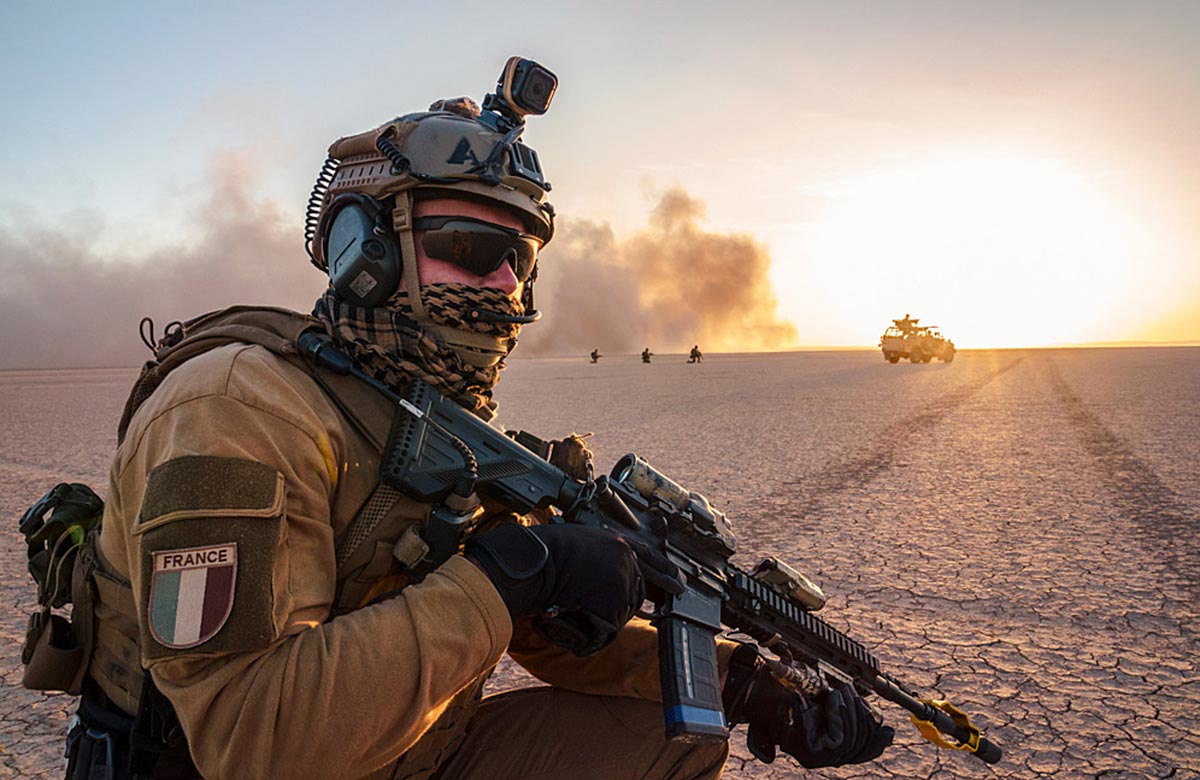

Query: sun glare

[780,152,1157,348]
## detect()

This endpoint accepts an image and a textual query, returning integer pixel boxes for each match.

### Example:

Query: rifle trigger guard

[910,698,982,753]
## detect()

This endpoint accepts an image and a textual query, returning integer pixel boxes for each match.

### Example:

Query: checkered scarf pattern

[312,285,524,420]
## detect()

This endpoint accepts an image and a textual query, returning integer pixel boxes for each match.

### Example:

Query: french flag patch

[148,543,238,649]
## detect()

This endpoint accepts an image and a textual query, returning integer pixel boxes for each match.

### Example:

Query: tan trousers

[432,688,730,780]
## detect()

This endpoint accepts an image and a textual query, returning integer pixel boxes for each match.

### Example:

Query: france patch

[148,543,237,649]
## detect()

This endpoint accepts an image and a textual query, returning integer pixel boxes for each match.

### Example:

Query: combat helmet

[306,57,557,336]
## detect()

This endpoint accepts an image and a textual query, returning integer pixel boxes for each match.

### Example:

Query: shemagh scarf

[312,284,524,420]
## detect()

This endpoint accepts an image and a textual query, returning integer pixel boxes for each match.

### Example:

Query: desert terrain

[2,347,1197,778]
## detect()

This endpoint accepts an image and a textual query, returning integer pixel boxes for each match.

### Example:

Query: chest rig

[19,304,592,780]
[21,307,479,701]
[122,306,480,613]
[110,306,510,780]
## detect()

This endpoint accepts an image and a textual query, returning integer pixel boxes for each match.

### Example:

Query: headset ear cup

[321,194,403,307]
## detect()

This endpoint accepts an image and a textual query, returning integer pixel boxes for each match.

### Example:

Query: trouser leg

[433,687,728,780]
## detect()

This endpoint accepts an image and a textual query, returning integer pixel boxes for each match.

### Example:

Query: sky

[1,1,1198,367]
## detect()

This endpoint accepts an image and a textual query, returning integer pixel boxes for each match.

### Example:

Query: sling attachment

[334,483,484,590]
[403,491,484,583]
[304,335,487,588]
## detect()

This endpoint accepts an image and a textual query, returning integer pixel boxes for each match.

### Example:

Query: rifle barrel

[725,567,1002,764]
[872,675,1003,764]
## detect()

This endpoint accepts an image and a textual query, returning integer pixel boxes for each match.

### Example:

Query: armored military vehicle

[880,315,956,364]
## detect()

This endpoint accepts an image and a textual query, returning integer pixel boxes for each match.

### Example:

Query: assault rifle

[300,334,1002,765]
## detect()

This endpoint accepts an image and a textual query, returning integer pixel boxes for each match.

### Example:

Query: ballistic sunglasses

[414,216,542,282]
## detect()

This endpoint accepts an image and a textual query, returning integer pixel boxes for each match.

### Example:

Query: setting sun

[774,151,1178,348]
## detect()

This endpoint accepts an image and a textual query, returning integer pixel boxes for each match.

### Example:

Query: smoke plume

[0,156,325,369]
[523,189,797,355]
[0,175,795,368]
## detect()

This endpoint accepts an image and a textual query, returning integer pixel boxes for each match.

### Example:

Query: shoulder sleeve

[116,346,513,780]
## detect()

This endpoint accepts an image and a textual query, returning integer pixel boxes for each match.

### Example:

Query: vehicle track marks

[1044,358,1199,595]
[784,356,1026,517]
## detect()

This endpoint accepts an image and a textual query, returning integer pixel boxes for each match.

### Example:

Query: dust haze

[0,157,325,369]
[0,173,796,368]
[523,189,798,356]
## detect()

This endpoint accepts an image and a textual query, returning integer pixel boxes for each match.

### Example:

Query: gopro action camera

[482,57,558,128]
[499,56,557,117]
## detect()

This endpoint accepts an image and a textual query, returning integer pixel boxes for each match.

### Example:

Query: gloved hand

[465,524,682,655]
[723,644,894,767]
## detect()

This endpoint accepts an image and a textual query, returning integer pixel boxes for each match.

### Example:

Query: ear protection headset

[317,190,543,322]
[317,193,403,308]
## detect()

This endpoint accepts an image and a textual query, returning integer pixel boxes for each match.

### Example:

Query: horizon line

[2,340,1198,373]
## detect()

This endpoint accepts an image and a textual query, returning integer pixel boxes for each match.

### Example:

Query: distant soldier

[641,347,654,363]
[590,348,602,363]
[688,345,703,364]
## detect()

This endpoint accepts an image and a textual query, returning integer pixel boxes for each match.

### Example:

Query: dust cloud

[0,156,324,369]
[523,189,797,356]
[0,176,795,368]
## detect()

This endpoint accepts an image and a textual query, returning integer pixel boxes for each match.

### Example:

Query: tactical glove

[723,644,894,767]
[466,524,680,655]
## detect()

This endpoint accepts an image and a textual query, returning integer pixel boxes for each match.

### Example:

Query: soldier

[589,348,601,363]
[50,60,890,780]
[688,345,703,363]
[642,347,654,363]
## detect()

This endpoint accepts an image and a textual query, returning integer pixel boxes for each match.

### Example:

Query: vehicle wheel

[943,350,956,364]
[909,348,923,363]
[888,355,899,364]
[922,355,933,363]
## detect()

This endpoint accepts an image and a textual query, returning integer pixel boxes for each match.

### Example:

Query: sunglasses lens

[419,219,540,282]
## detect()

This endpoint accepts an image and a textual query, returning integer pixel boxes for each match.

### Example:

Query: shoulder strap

[118,306,322,443]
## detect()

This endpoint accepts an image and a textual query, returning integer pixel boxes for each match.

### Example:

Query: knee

[666,739,729,780]
[612,699,728,780]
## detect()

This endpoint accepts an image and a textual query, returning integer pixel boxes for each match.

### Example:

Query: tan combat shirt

[98,342,715,780]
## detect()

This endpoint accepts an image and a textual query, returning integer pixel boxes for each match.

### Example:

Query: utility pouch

[22,610,86,692]
[17,483,104,694]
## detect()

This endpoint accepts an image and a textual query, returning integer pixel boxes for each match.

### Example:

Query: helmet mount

[305,57,558,330]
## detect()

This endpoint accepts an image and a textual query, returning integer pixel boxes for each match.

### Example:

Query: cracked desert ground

[2,348,1197,779]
